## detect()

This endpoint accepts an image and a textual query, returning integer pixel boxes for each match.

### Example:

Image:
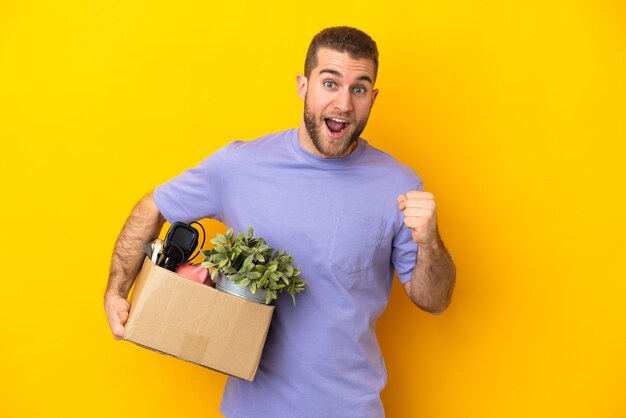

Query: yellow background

[1,0,625,417]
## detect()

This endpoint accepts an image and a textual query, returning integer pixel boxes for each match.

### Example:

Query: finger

[406,190,434,200]
[403,199,436,210]
[403,217,423,229]
[111,322,125,340]
[402,208,433,217]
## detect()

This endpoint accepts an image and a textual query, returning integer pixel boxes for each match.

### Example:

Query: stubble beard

[303,101,368,159]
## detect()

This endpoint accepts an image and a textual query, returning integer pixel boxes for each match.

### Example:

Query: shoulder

[226,129,294,152]
[359,139,423,188]
[216,129,295,168]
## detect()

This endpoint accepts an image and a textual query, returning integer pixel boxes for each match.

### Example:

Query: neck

[297,120,358,159]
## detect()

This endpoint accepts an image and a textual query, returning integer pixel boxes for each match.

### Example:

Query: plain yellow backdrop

[1,0,625,417]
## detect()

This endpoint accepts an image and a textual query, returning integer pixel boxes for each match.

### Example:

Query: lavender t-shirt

[154,128,422,418]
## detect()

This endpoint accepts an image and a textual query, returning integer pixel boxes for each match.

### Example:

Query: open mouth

[324,117,349,139]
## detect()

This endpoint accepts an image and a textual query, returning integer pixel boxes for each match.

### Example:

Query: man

[105,26,456,417]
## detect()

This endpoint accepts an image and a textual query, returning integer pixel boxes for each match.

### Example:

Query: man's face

[297,48,378,158]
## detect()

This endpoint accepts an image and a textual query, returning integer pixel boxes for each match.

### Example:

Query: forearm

[105,192,166,300]
[406,235,456,314]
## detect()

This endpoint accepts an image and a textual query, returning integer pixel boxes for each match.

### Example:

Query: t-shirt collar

[289,128,366,168]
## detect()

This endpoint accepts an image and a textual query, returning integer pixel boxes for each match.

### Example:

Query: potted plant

[201,227,308,305]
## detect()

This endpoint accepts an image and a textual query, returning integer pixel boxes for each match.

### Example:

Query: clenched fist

[397,191,439,245]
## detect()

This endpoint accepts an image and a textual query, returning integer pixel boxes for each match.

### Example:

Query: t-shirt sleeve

[391,177,424,284]
[153,143,232,224]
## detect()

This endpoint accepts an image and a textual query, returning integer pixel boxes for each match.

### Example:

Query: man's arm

[398,191,456,315]
[104,191,166,339]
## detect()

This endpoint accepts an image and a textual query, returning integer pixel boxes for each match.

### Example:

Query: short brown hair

[304,26,379,80]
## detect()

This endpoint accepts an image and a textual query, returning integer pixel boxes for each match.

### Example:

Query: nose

[333,88,354,113]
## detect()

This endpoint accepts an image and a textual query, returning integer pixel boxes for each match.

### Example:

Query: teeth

[328,117,348,124]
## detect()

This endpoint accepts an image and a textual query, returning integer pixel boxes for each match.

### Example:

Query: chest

[219,164,403,275]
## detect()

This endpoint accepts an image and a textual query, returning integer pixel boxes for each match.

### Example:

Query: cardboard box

[124,257,274,381]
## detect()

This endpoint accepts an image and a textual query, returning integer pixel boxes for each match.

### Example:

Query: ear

[296,74,307,100]
[371,88,379,105]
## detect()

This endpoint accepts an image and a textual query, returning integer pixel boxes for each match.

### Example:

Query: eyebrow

[319,69,373,85]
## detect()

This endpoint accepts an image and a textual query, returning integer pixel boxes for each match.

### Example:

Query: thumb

[118,309,129,325]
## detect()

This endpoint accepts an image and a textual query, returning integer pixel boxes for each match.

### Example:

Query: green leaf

[239,278,251,287]
[243,254,254,269]
[223,266,237,274]
[246,226,254,238]
[250,282,257,294]
[258,271,269,288]
[210,269,218,282]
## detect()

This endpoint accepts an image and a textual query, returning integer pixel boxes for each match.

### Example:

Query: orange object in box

[175,262,212,285]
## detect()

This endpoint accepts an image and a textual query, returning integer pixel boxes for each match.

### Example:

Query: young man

[105,26,456,418]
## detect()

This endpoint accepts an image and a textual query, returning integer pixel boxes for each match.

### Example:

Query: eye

[353,86,366,94]
[324,81,336,88]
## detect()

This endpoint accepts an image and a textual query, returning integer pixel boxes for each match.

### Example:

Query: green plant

[201,226,308,305]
